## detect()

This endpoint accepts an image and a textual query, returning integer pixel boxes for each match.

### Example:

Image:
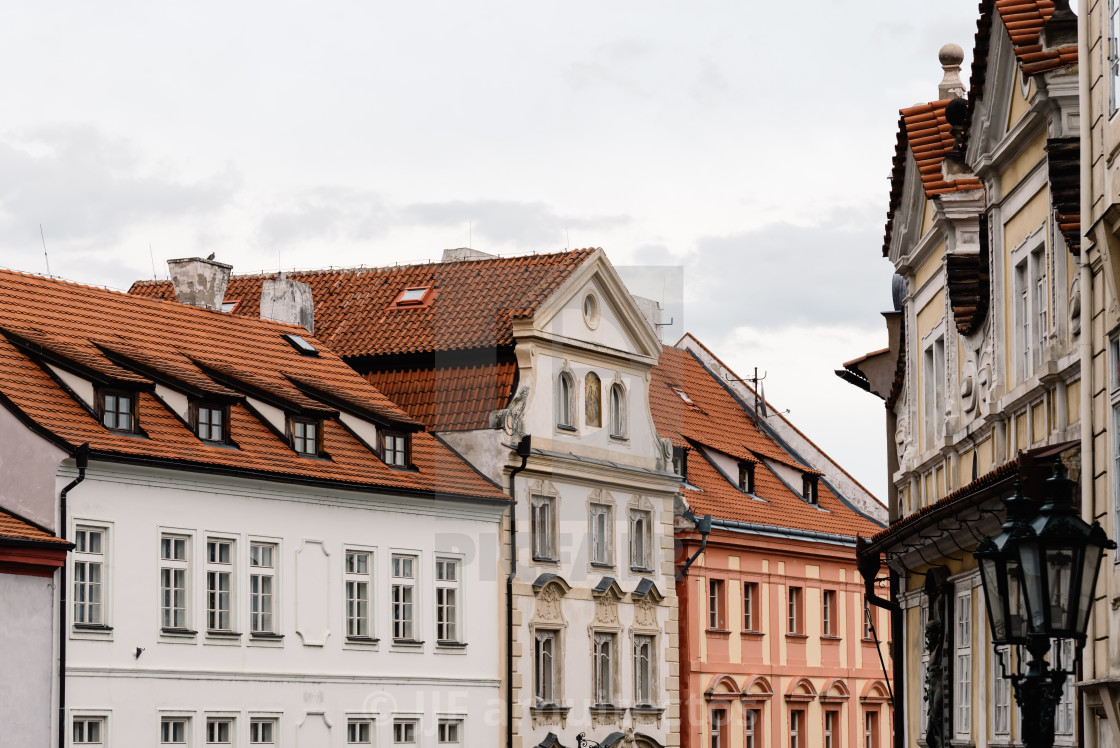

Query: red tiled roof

[0,508,68,545]
[0,269,507,503]
[365,359,518,432]
[651,347,881,538]
[995,0,1077,75]
[130,249,597,357]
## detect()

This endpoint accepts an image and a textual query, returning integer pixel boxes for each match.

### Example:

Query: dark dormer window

[803,475,819,505]
[383,431,409,468]
[100,390,135,432]
[738,461,755,493]
[672,446,687,480]
[291,418,320,456]
[194,403,228,443]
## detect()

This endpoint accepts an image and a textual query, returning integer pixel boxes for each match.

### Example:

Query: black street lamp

[974,463,1115,748]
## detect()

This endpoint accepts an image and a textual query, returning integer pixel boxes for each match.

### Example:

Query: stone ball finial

[939,43,965,67]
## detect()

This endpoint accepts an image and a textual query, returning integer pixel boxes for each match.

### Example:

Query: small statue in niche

[925,616,945,748]
[585,372,602,428]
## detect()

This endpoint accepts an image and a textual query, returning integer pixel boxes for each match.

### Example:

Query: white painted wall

[0,572,56,747]
[0,403,68,530]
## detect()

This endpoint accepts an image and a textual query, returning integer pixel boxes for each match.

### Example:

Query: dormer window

[99,389,135,432]
[382,431,409,468]
[291,417,320,456]
[803,475,819,505]
[672,446,687,480]
[194,403,228,443]
[738,461,755,493]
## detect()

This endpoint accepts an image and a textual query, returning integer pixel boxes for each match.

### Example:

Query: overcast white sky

[0,1,986,503]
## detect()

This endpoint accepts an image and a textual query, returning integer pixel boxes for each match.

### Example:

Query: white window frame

[391,553,418,642]
[345,548,374,640]
[790,709,802,748]
[160,716,190,746]
[206,537,236,634]
[435,557,461,644]
[992,644,1011,736]
[531,495,558,562]
[609,382,627,438]
[922,332,946,448]
[1111,0,1120,114]
[629,508,652,572]
[249,716,279,745]
[589,502,614,567]
[743,581,757,631]
[825,710,837,748]
[72,715,107,746]
[633,633,655,706]
[535,628,559,706]
[746,709,759,748]
[593,631,617,706]
[1111,333,1120,556]
[955,590,972,736]
[708,578,725,630]
[1012,239,1048,383]
[392,717,419,745]
[1053,638,1076,738]
[205,716,234,746]
[249,541,278,635]
[437,717,465,745]
[346,716,374,745]
[160,533,191,632]
[822,589,836,637]
[73,524,108,629]
[788,586,803,634]
[557,371,575,429]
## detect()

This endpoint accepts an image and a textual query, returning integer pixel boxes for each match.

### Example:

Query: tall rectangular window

[347,719,373,745]
[743,582,757,630]
[250,542,276,634]
[865,712,880,748]
[1111,0,1120,112]
[745,710,759,748]
[250,718,277,745]
[629,508,652,571]
[1054,638,1076,735]
[593,631,616,705]
[531,495,557,561]
[711,709,727,748]
[992,644,1011,735]
[160,534,189,630]
[923,335,946,446]
[919,603,930,733]
[206,538,233,632]
[345,550,372,638]
[634,634,654,706]
[73,526,105,625]
[589,503,613,566]
[392,554,416,641]
[788,586,803,634]
[822,590,837,636]
[955,590,972,735]
[535,629,557,705]
[708,579,726,629]
[790,710,802,748]
[435,558,460,643]
[161,718,188,745]
[1014,248,1048,381]
[825,710,837,748]
[73,718,104,745]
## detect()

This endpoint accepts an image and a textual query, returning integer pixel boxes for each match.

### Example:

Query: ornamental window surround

[531,494,558,562]
[557,370,576,430]
[592,631,617,706]
[629,507,652,572]
[955,589,972,737]
[609,382,627,438]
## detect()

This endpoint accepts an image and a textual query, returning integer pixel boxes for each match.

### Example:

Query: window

[593,631,616,705]
[161,534,189,630]
[206,538,234,632]
[73,526,105,626]
[788,586,803,634]
[283,333,318,355]
[291,418,318,456]
[629,508,652,571]
[671,385,695,406]
[589,502,613,567]
[531,495,557,561]
[100,390,134,432]
[393,719,418,744]
[1112,335,1120,546]
[557,372,575,428]
[790,710,803,748]
[609,383,626,438]
[738,461,754,493]
[1112,0,1120,113]
[746,710,760,748]
[535,629,558,705]
[823,590,837,637]
[708,579,726,629]
[195,403,227,443]
[586,372,602,428]
[383,432,408,467]
[672,446,687,480]
[438,719,463,744]
[711,708,727,748]
[250,542,276,634]
[347,719,373,745]
[634,634,654,706]
[397,287,429,304]
[743,582,758,631]
[345,550,372,638]
[992,644,1011,735]
[825,710,838,748]
[250,719,277,745]
[955,590,972,735]
[435,558,460,643]
[206,718,233,745]
[73,717,104,745]
[865,712,880,748]
[922,335,946,446]
[161,718,188,745]
[1054,638,1076,735]
[391,554,417,641]
[1013,247,1048,381]
[803,475,818,505]
[863,604,875,639]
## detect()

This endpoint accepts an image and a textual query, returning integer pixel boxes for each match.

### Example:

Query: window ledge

[556,424,577,432]
[71,623,113,640]
[436,641,468,649]
[392,638,425,650]
[589,705,628,719]
[740,630,764,637]
[207,630,242,637]
[630,706,665,717]
[530,705,571,718]
[589,561,615,570]
[73,623,113,631]
[345,636,380,644]
[705,628,731,638]
[821,634,842,641]
[250,631,284,639]
[609,434,629,442]
[785,633,809,639]
[160,627,198,637]
[630,566,654,574]
[532,555,560,565]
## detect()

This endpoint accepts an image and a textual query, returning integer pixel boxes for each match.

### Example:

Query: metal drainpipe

[506,436,531,748]
[58,442,88,748]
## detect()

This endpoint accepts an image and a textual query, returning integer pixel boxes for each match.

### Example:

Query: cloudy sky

[0,1,986,501]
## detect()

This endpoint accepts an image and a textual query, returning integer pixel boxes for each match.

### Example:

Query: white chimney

[631,295,664,341]
[167,256,232,311]
[441,247,497,263]
[938,43,966,100]
[261,272,315,334]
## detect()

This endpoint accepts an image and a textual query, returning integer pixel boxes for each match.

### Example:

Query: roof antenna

[469,220,472,248]
[149,243,157,280]
[566,226,569,251]
[40,224,52,277]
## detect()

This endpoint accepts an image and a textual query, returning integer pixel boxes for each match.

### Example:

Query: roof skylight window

[397,287,430,305]
[670,385,694,406]
[283,333,319,356]
[221,300,240,313]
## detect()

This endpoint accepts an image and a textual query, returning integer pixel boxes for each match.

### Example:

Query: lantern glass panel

[979,555,1007,642]
[1076,543,1104,634]
[1006,557,1029,642]
[1018,538,1045,630]
[1045,547,1076,633]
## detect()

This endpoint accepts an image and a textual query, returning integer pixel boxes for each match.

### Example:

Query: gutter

[709,517,858,546]
[505,436,531,748]
[57,442,88,748]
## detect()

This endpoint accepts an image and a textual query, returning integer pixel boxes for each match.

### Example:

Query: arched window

[585,372,602,427]
[557,372,575,428]
[609,383,627,438]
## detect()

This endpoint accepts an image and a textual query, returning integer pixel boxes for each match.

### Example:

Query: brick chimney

[261,272,315,334]
[167,256,232,311]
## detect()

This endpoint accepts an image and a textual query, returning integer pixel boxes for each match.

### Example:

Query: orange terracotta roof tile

[995,0,1076,75]
[651,347,881,537]
[0,508,68,545]
[130,249,597,357]
[364,359,518,431]
[0,269,507,503]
